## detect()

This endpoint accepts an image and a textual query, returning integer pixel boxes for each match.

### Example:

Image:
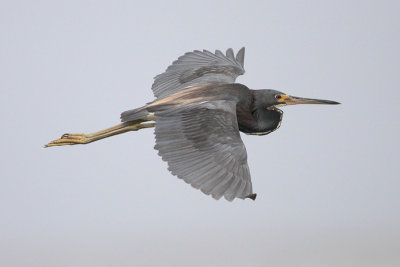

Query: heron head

[256,89,340,109]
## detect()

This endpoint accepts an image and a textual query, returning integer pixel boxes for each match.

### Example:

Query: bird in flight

[46,47,339,201]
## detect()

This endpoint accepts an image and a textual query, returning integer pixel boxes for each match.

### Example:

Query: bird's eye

[275,95,282,100]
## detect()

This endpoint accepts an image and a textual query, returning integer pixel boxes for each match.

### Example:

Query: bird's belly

[236,108,283,136]
[236,110,262,134]
[238,123,274,136]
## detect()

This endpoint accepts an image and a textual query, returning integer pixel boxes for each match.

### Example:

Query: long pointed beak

[283,95,340,105]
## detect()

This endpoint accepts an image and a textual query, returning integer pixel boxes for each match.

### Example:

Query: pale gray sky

[1,0,399,266]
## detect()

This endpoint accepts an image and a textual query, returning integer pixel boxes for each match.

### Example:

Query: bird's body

[46,47,339,201]
[121,83,283,136]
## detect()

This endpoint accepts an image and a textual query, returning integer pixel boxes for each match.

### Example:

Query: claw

[45,133,88,147]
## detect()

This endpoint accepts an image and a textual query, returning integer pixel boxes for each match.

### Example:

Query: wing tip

[246,193,257,201]
[236,47,245,67]
[226,48,234,60]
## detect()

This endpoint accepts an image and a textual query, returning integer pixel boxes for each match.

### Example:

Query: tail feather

[120,107,150,122]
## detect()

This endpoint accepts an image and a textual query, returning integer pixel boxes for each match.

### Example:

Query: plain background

[1,1,399,266]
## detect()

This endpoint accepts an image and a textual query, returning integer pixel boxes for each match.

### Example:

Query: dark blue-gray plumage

[46,47,339,201]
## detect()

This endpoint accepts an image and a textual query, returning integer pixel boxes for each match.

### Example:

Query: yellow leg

[45,121,155,147]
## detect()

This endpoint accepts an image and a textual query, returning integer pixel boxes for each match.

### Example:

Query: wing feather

[154,100,254,201]
[151,48,245,99]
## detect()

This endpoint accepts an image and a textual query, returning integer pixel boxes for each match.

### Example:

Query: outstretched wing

[154,100,254,201]
[152,47,245,99]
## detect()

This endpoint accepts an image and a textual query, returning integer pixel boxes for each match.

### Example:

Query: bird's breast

[237,107,283,136]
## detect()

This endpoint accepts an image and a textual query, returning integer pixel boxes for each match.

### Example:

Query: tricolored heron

[46,48,339,201]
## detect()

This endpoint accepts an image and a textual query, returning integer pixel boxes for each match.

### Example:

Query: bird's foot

[44,133,89,147]
[44,122,156,148]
